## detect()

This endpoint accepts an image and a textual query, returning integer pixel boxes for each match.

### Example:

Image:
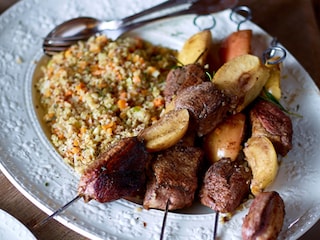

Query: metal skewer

[262,38,287,65]
[213,211,219,240]
[33,195,81,229]
[230,5,252,31]
[159,199,171,240]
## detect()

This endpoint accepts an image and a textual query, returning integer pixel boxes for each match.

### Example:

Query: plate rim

[0,0,320,239]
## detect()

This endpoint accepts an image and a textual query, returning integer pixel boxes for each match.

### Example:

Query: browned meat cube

[143,143,203,211]
[250,100,293,156]
[174,82,231,137]
[164,63,207,103]
[199,158,252,213]
[78,137,148,203]
[242,191,285,240]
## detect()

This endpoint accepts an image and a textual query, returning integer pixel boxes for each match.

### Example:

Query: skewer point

[33,195,81,229]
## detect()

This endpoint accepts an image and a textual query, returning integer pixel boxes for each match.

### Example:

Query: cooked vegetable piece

[243,136,278,195]
[212,54,270,112]
[177,30,212,66]
[204,113,246,163]
[138,109,189,152]
[264,58,282,100]
[219,29,252,63]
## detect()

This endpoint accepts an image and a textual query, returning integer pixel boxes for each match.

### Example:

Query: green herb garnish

[260,88,302,118]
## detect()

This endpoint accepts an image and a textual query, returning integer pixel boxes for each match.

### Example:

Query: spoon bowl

[50,17,102,38]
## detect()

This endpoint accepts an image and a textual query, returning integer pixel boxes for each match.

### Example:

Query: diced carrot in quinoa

[219,29,252,63]
[117,99,127,110]
[106,127,113,135]
[151,116,158,122]
[102,122,114,130]
[64,49,73,59]
[153,97,164,107]
[44,89,51,97]
[72,147,80,154]
[76,82,86,92]
[65,89,73,97]
[98,82,108,88]
[119,92,127,99]
[89,43,101,53]
[133,75,141,84]
[78,61,87,70]
[73,139,79,147]
[47,66,54,78]
[79,127,87,136]
[53,128,64,140]
[90,65,100,75]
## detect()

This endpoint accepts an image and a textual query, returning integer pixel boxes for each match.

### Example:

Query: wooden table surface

[1,0,319,239]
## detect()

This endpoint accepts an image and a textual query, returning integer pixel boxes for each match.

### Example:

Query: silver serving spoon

[43,0,239,55]
[45,0,196,39]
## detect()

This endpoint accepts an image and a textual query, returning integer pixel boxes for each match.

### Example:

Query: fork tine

[43,40,78,47]
[43,46,69,55]
[43,34,96,55]
[43,43,75,50]
[44,35,92,42]
[43,45,71,51]
[43,40,77,46]
[44,51,64,56]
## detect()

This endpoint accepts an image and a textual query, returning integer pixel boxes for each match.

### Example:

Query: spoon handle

[43,0,238,55]
[120,0,197,26]
[119,0,238,34]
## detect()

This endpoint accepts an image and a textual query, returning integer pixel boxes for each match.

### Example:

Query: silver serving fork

[43,0,238,55]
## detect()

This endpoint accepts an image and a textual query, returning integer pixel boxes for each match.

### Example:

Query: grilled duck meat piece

[164,63,207,103]
[250,100,293,156]
[242,191,285,240]
[199,158,252,213]
[143,142,203,210]
[78,137,148,203]
[174,82,230,137]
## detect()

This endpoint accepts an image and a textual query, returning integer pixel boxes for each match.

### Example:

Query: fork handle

[120,0,197,26]
[120,0,238,33]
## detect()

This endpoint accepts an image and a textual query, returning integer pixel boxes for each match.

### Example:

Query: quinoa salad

[36,35,177,173]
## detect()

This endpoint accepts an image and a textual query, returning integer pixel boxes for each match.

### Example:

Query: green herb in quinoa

[36,35,177,173]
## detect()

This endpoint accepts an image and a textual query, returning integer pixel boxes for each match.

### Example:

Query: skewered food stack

[37,12,293,237]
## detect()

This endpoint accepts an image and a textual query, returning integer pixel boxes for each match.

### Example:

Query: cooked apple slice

[138,109,189,152]
[204,113,246,163]
[212,54,270,112]
[264,57,282,100]
[243,136,278,195]
[177,30,212,66]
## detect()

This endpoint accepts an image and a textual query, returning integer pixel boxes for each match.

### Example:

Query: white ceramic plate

[1,0,320,239]
[0,209,36,240]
